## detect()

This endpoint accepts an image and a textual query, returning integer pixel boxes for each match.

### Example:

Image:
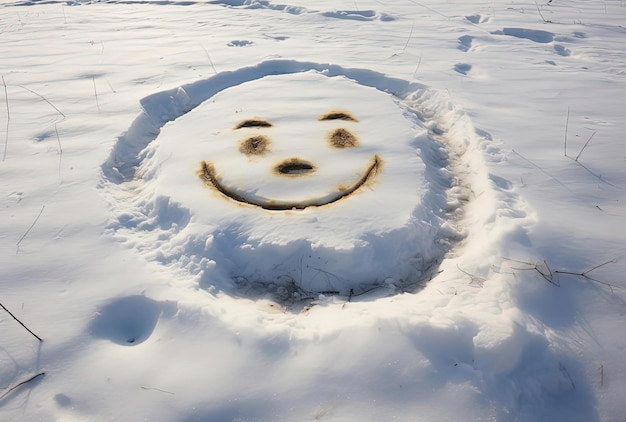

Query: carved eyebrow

[234,119,273,129]
[318,111,359,122]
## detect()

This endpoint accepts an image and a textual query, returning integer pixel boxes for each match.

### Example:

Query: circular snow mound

[102,60,460,301]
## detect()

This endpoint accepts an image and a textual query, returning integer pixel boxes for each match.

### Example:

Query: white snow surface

[1,1,625,421]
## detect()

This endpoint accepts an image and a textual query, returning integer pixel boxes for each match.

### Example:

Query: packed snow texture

[1,1,625,421]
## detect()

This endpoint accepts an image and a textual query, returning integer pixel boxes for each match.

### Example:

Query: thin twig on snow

[0,373,45,401]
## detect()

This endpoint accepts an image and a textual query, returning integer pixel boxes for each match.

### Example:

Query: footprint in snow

[208,0,394,21]
[320,10,394,22]
[492,27,555,43]
[89,296,175,346]
[458,35,473,52]
[554,44,571,57]
[465,14,491,24]
[227,40,253,47]
[454,63,473,75]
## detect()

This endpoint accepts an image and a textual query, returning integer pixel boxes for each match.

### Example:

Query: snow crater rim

[199,154,382,211]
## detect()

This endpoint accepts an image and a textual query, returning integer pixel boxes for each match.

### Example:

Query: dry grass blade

[2,76,9,162]
[92,76,100,112]
[512,149,573,194]
[16,84,66,119]
[0,373,45,401]
[16,205,45,254]
[55,123,63,179]
[505,257,623,292]
[0,303,43,342]
[503,258,559,286]
[457,264,486,287]
[535,2,552,23]
[140,386,175,395]
[575,130,597,162]
[554,258,623,292]
[200,43,218,75]
[413,54,422,78]
[403,22,415,51]
[564,106,570,156]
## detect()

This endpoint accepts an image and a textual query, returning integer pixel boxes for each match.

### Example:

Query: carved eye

[235,119,273,129]
[329,128,359,148]
[319,111,358,122]
[240,135,270,155]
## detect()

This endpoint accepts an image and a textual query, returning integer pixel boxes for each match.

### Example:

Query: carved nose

[275,159,316,176]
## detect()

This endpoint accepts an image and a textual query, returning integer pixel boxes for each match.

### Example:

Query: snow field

[1,1,625,421]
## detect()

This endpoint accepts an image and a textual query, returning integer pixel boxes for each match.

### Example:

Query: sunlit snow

[1,1,625,421]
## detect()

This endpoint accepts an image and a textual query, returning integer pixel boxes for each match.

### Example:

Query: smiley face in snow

[149,71,427,237]
[132,69,444,295]
[199,110,382,210]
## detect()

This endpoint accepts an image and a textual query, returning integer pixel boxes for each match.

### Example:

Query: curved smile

[199,155,381,211]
